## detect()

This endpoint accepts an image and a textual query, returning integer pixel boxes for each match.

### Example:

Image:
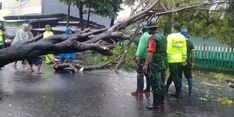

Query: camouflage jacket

[150,33,168,71]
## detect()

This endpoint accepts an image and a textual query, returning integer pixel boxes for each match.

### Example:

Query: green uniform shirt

[135,32,151,59]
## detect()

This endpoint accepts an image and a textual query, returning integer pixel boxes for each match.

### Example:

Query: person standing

[11,24,30,69]
[43,25,55,64]
[180,29,194,94]
[60,27,76,63]
[0,23,5,49]
[132,26,151,97]
[27,24,43,74]
[143,21,167,109]
[12,24,31,45]
[166,23,187,98]
[166,29,194,95]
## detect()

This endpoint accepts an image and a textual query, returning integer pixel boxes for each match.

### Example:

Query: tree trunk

[110,17,115,26]
[66,3,71,28]
[78,4,84,30]
[87,5,91,22]
[0,30,123,67]
[0,0,221,69]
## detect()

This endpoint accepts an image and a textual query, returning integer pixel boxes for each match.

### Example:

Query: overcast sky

[116,4,131,21]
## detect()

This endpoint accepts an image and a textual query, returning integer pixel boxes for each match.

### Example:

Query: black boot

[146,93,160,109]
[160,90,165,105]
[165,85,169,97]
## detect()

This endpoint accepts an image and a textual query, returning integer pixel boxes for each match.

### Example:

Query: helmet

[45,24,52,31]
[181,28,189,38]
[145,21,158,29]
[45,24,51,28]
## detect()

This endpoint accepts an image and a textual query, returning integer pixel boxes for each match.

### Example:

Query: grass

[218,97,233,105]
[209,72,226,81]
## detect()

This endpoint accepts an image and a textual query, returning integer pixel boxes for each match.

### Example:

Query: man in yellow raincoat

[43,25,55,64]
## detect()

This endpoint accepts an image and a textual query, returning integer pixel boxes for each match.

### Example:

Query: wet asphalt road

[0,64,233,117]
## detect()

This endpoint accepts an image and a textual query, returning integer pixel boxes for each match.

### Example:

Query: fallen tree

[0,0,160,68]
[0,0,226,69]
[113,0,227,70]
[0,31,122,67]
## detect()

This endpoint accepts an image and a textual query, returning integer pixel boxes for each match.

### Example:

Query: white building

[0,0,111,27]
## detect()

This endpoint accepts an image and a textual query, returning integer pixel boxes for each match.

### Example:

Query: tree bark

[0,31,123,67]
[87,5,91,22]
[78,4,85,30]
[110,17,115,26]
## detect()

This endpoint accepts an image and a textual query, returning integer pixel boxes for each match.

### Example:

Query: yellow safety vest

[43,31,54,38]
[43,31,55,64]
[0,30,4,45]
[167,33,187,63]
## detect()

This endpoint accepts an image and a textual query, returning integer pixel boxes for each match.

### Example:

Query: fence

[194,46,234,71]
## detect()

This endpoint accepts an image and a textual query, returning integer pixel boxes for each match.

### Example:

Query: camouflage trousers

[148,61,166,104]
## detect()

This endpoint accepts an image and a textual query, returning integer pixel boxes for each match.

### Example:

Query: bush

[218,97,233,105]
[85,44,137,71]
[209,72,225,81]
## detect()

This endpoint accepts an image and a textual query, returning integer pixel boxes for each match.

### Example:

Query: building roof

[32,25,80,32]
[3,13,106,28]
[4,14,73,21]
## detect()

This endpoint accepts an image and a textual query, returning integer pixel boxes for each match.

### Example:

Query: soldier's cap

[45,24,52,28]
[145,21,158,29]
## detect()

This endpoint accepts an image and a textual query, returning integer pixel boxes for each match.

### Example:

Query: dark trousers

[180,64,192,78]
[166,63,182,95]
[180,64,193,93]
[0,44,4,69]
[166,63,193,93]
[136,59,151,92]
[0,45,4,49]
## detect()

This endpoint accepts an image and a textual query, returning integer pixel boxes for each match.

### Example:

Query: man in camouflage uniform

[143,21,167,109]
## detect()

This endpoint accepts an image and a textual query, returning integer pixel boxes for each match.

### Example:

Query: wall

[2,0,42,15]
[42,0,111,27]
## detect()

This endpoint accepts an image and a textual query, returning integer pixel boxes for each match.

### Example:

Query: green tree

[109,0,123,26]
[60,0,86,30]
[87,0,123,26]
[125,0,233,47]
[61,0,122,30]
[158,0,233,47]
[229,0,234,46]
